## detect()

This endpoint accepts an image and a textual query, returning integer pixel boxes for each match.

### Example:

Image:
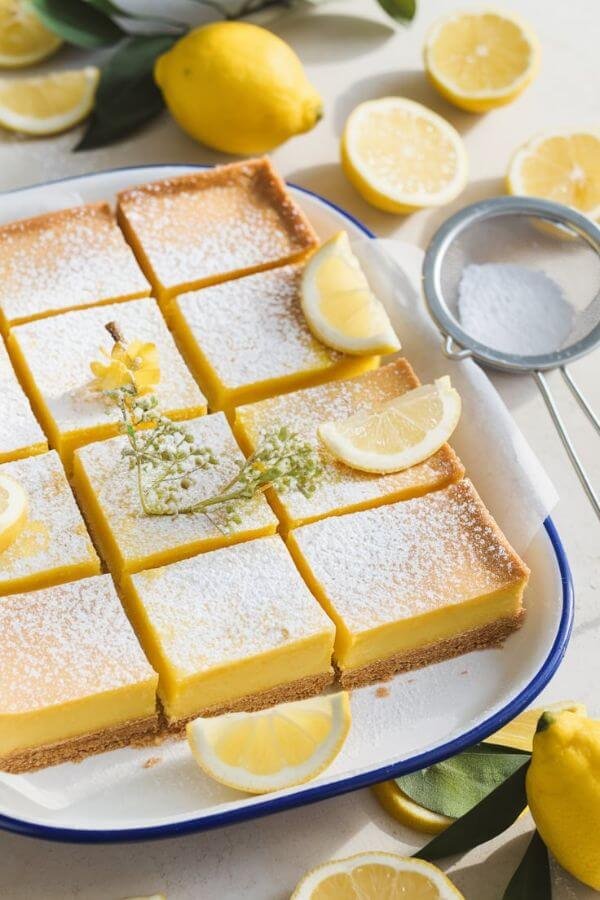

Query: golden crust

[0,201,114,240]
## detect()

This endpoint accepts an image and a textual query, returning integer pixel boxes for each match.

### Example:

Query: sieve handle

[561,367,600,436]
[534,370,600,521]
[442,334,472,360]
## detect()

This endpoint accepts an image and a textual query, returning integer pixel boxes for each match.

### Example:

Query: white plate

[0,167,573,843]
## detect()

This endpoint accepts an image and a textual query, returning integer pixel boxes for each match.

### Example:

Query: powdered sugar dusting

[0,451,99,589]
[236,360,463,523]
[11,298,206,437]
[0,574,156,714]
[292,479,529,634]
[131,536,334,675]
[0,203,150,324]
[0,338,46,459]
[175,264,342,394]
[75,413,276,569]
[118,160,317,291]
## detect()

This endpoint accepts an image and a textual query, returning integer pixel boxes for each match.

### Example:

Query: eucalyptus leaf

[75,34,177,151]
[375,0,416,23]
[30,0,124,48]
[398,744,530,819]
[415,759,529,861]
[503,830,551,899]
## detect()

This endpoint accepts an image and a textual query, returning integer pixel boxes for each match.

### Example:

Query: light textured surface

[0,203,149,324]
[10,297,205,436]
[130,536,334,675]
[0,1,597,897]
[292,479,528,634]
[0,575,155,714]
[0,451,98,588]
[0,337,46,459]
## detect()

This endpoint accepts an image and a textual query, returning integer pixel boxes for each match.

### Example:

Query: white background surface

[1,0,599,897]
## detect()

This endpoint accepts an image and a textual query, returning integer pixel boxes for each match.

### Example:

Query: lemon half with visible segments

[0,0,62,69]
[187,692,350,794]
[291,852,464,899]
[424,9,540,112]
[301,231,400,356]
[318,376,461,474]
[0,66,99,135]
[508,130,600,221]
[342,98,467,214]
[0,472,28,553]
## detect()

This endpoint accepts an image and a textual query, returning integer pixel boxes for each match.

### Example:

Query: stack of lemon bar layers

[0,159,529,773]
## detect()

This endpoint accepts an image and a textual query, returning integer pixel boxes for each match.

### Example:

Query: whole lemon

[526,710,600,890]
[154,22,322,155]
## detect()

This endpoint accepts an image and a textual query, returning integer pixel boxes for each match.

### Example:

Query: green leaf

[398,744,530,819]
[75,34,177,151]
[85,0,188,32]
[29,0,124,48]
[415,759,529,861]
[374,0,416,23]
[503,830,551,899]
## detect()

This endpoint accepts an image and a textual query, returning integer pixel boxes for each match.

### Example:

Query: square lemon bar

[9,297,207,464]
[170,262,379,412]
[122,536,335,724]
[234,359,464,529]
[287,479,530,688]
[0,202,150,330]
[0,451,100,597]
[117,159,318,305]
[0,337,47,463]
[73,412,277,577]
[0,574,159,773]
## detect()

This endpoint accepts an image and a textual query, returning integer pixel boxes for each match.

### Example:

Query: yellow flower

[90,340,160,394]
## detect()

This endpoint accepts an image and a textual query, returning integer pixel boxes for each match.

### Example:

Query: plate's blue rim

[0,166,574,844]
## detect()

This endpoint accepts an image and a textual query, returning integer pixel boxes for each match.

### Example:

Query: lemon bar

[0,451,100,597]
[122,536,335,724]
[170,263,379,412]
[0,202,150,330]
[117,159,318,305]
[0,574,159,773]
[0,337,47,463]
[287,479,529,688]
[9,297,207,464]
[234,359,464,529]
[73,412,277,577]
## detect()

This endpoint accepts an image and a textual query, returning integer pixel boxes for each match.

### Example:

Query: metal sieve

[422,196,600,520]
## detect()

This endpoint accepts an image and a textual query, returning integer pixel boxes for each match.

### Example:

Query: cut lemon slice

[186,692,351,794]
[372,781,454,835]
[0,472,28,553]
[318,376,461,474]
[291,852,464,899]
[507,130,600,221]
[485,700,587,752]
[341,97,467,213]
[0,66,99,135]
[0,0,62,68]
[424,9,540,112]
[301,231,400,355]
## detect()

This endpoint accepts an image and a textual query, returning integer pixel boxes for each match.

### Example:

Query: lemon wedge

[372,781,454,835]
[341,98,467,213]
[0,66,99,135]
[507,130,600,221]
[0,472,28,553]
[424,9,540,112]
[318,376,461,474]
[291,852,464,899]
[0,0,62,69]
[186,692,351,794]
[300,231,400,356]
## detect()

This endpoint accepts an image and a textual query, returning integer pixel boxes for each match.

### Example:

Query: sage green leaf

[398,744,530,819]
[75,34,177,151]
[415,759,529,861]
[375,0,416,23]
[503,830,551,899]
[30,0,124,48]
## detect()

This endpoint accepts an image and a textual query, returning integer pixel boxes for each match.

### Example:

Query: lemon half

[0,0,62,69]
[0,66,99,135]
[0,472,28,553]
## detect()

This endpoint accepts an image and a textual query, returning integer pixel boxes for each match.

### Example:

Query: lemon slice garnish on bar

[318,376,461,474]
[187,692,351,794]
[0,472,28,553]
